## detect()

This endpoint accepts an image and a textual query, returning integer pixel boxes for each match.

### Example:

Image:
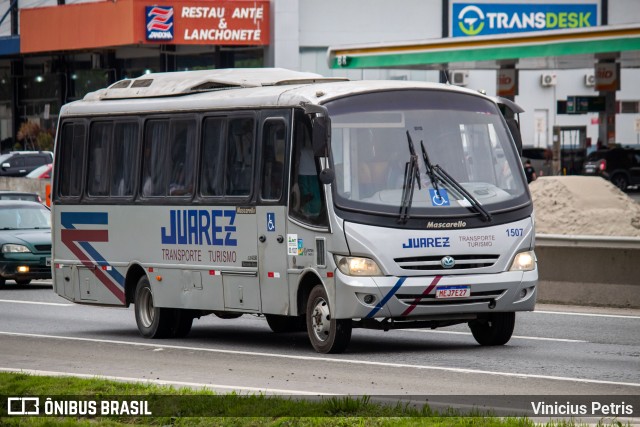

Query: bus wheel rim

[311,297,331,342]
[139,287,155,327]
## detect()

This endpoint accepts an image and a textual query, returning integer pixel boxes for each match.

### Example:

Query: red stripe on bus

[401,275,442,316]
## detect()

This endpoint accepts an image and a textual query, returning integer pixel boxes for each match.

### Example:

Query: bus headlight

[509,250,536,271]
[334,255,383,276]
[2,244,31,253]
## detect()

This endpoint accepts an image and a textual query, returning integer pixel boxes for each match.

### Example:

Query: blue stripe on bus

[61,212,108,229]
[79,241,126,288]
[365,276,406,319]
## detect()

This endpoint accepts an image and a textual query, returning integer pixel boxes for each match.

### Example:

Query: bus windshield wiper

[398,131,422,223]
[420,141,493,222]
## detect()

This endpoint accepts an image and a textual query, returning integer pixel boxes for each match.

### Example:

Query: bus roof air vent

[131,79,153,88]
[189,81,244,92]
[109,80,132,89]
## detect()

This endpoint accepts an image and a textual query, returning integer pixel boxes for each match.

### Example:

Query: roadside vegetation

[0,372,629,426]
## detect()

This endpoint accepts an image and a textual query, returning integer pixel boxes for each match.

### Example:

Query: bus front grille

[394,254,499,271]
[395,289,506,306]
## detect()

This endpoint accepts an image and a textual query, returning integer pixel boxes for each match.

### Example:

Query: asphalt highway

[1,280,639,417]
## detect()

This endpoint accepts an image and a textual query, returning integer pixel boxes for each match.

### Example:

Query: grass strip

[0,372,629,426]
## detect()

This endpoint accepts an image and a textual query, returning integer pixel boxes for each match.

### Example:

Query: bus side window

[110,122,139,197]
[168,119,196,197]
[142,120,169,197]
[87,121,112,197]
[226,118,254,196]
[201,117,225,196]
[289,114,328,226]
[59,122,86,198]
[261,120,286,201]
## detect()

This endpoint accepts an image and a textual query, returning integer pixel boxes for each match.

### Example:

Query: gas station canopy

[327,23,640,70]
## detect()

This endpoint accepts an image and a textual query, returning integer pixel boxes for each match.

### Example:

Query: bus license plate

[435,285,470,299]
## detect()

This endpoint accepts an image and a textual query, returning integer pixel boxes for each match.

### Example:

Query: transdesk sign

[450,1,599,37]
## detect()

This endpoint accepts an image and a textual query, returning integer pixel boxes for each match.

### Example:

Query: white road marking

[4,299,638,320]
[1,331,639,388]
[405,329,586,343]
[0,367,334,396]
[534,310,640,320]
[0,299,73,307]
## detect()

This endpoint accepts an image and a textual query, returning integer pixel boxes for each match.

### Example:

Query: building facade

[1,0,639,153]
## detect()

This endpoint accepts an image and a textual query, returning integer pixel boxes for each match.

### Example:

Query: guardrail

[535,233,640,308]
[536,233,640,249]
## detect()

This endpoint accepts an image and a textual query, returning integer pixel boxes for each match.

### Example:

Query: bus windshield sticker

[429,188,450,206]
[287,234,298,255]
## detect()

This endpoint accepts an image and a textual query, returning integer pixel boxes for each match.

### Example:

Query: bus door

[256,113,291,314]
[219,116,261,312]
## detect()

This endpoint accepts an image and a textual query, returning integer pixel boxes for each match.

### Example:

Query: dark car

[582,147,640,191]
[0,151,54,177]
[0,201,51,285]
[0,191,43,203]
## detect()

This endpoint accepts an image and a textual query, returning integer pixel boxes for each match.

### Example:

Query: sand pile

[529,176,640,237]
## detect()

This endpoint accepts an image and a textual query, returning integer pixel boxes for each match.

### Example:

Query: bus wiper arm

[398,131,422,223]
[419,141,492,222]
[419,140,442,200]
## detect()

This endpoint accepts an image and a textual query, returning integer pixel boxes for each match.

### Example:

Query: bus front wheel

[468,312,515,346]
[134,276,193,338]
[306,284,351,353]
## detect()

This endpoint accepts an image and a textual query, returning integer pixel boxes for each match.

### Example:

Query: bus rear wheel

[468,312,515,346]
[306,284,351,353]
[134,276,193,338]
[265,314,306,333]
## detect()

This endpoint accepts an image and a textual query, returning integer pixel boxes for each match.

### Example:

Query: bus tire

[134,276,175,339]
[265,314,306,333]
[172,310,194,338]
[306,284,351,353]
[469,312,515,346]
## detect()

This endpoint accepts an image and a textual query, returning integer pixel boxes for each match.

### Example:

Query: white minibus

[52,68,536,353]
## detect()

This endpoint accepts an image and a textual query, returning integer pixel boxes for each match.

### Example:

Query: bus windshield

[326,90,529,218]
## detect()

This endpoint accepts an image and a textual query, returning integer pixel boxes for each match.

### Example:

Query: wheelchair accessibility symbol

[429,189,450,207]
[267,213,276,232]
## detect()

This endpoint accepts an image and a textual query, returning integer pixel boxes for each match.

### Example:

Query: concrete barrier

[535,234,640,308]
[0,177,49,201]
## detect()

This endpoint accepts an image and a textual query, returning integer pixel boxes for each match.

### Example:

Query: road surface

[1,281,638,403]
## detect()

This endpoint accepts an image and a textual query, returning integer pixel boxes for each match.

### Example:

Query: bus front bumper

[333,270,537,320]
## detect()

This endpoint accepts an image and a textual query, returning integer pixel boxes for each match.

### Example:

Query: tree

[16,121,54,152]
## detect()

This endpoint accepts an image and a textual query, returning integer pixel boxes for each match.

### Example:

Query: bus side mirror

[319,167,335,185]
[312,115,330,157]
[506,118,523,155]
